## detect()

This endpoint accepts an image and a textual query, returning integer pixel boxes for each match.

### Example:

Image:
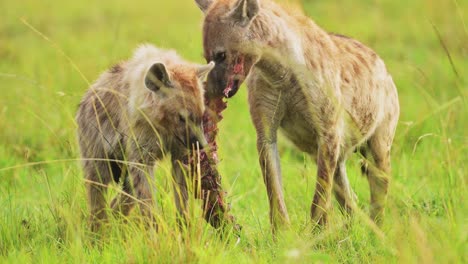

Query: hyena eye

[214,52,226,63]
[178,114,186,123]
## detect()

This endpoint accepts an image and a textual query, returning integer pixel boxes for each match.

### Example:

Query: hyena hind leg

[84,160,118,232]
[364,127,394,225]
[333,157,357,216]
[310,137,340,227]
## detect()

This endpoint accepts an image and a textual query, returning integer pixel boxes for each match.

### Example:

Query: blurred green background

[0,0,466,263]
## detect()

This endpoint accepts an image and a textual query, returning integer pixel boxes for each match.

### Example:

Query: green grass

[0,0,466,262]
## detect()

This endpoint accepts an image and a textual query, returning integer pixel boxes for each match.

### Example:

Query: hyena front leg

[250,83,289,232]
[257,138,290,231]
[129,164,156,226]
[128,163,157,227]
[171,159,189,227]
[110,175,136,218]
[84,160,115,232]
[250,101,289,230]
[311,134,340,226]
[126,142,158,227]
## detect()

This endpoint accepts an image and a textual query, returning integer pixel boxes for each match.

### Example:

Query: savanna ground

[0,0,466,263]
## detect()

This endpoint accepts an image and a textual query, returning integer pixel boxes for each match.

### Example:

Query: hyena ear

[145,63,171,92]
[195,0,213,13]
[196,61,215,79]
[229,0,259,27]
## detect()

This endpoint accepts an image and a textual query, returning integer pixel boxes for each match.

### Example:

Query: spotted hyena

[76,44,215,231]
[195,0,400,231]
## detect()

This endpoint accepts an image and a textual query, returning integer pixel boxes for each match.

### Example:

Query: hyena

[76,44,216,231]
[195,0,400,231]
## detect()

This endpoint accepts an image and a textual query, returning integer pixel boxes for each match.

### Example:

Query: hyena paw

[310,205,328,228]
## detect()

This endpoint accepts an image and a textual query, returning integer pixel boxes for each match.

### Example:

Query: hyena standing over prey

[195,0,400,231]
[76,45,217,231]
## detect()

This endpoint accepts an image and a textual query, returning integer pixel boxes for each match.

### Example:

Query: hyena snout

[206,53,246,98]
[206,64,229,98]
[188,129,208,150]
[189,135,207,149]
[179,125,207,150]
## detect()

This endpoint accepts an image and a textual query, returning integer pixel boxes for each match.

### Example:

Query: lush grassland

[0,0,466,263]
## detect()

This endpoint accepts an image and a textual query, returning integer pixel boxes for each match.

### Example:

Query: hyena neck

[248,4,338,85]
[249,7,307,65]
[246,11,306,84]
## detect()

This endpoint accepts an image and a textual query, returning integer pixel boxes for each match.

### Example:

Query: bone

[182,95,240,231]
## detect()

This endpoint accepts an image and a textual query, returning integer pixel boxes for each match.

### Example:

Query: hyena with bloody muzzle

[195,0,400,232]
[76,44,235,231]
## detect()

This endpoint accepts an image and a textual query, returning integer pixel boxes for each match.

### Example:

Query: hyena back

[76,44,215,231]
[195,0,400,231]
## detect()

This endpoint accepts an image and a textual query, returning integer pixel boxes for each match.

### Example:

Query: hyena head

[132,54,215,151]
[195,0,260,98]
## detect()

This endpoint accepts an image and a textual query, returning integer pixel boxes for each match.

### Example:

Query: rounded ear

[196,61,215,79]
[195,0,213,13]
[229,0,259,27]
[145,63,171,92]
